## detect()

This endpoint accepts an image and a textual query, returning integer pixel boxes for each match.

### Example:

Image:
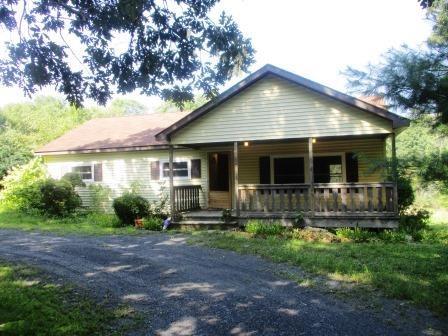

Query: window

[72,165,93,181]
[162,161,189,178]
[314,156,343,183]
[273,157,305,184]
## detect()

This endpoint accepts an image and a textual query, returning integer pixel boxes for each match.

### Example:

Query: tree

[0,0,255,107]
[344,0,448,125]
[156,95,208,113]
[108,98,147,116]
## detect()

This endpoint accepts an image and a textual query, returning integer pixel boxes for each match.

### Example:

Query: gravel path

[0,229,445,336]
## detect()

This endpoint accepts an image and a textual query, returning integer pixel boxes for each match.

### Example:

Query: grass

[189,230,448,315]
[0,261,140,335]
[0,209,144,235]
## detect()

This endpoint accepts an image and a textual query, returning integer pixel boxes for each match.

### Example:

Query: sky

[0,0,433,110]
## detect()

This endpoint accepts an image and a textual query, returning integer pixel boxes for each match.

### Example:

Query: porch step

[171,220,238,230]
[171,210,238,230]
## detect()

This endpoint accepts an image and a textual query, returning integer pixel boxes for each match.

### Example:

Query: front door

[208,152,231,209]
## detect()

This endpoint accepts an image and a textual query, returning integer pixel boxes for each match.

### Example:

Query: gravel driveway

[0,229,445,336]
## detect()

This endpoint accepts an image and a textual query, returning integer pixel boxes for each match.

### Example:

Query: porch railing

[238,182,397,216]
[174,185,202,212]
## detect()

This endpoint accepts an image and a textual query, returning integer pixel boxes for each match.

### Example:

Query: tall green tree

[156,95,208,113]
[0,96,145,180]
[0,0,255,107]
[344,0,448,125]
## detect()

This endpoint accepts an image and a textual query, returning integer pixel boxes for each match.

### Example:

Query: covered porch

[168,135,399,228]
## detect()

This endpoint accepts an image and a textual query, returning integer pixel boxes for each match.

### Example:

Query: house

[36,64,409,228]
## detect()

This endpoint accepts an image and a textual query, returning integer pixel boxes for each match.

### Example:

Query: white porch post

[234,141,240,217]
[169,145,175,216]
[308,138,315,217]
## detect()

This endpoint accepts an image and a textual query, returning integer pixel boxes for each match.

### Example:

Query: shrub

[0,158,47,212]
[293,211,305,228]
[245,220,284,236]
[61,172,85,187]
[142,216,163,231]
[377,230,409,243]
[221,209,232,223]
[335,227,376,243]
[112,192,149,225]
[88,184,112,213]
[397,174,415,213]
[39,179,82,217]
[399,206,430,233]
[148,194,169,219]
[290,227,341,243]
[421,229,448,245]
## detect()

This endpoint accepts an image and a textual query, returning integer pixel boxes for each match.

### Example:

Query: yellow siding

[44,149,208,210]
[238,138,386,184]
[171,75,392,145]
[43,138,386,210]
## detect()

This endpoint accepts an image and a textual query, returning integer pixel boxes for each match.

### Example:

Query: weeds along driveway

[0,229,445,336]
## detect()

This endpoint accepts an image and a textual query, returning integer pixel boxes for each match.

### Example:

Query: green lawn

[0,261,139,335]
[189,230,448,315]
[0,209,141,235]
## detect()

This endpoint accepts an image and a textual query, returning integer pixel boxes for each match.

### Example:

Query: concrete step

[171,219,238,230]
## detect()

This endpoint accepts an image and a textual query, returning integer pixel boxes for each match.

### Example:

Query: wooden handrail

[174,185,202,212]
[237,182,398,216]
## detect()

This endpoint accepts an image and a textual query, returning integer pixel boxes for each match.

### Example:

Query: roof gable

[156,64,409,142]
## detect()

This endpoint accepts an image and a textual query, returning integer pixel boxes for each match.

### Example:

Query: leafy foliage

[0,0,255,107]
[156,95,208,113]
[0,158,48,212]
[39,179,81,217]
[61,172,86,188]
[112,192,149,225]
[88,184,112,213]
[0,96,148,180]
[245,220,284,236]
[396,116,448,189]
[344,1,448,124]
[399,206,431,233]
[142,216,163,231]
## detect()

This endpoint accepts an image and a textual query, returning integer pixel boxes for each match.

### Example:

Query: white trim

[160,159,191,180]
[71,164,95,183]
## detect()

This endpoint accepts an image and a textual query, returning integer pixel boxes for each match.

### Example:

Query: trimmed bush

[39,179,82,217]
[142,216,163,231]
[245,220,284,236]
[112,193,149,225]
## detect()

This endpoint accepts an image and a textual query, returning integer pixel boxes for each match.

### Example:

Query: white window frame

[71,164,95,183]
[160,159,191,180]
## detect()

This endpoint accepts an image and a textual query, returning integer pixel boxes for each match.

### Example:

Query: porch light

[244,141,249,147]
[312,138,316,144]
